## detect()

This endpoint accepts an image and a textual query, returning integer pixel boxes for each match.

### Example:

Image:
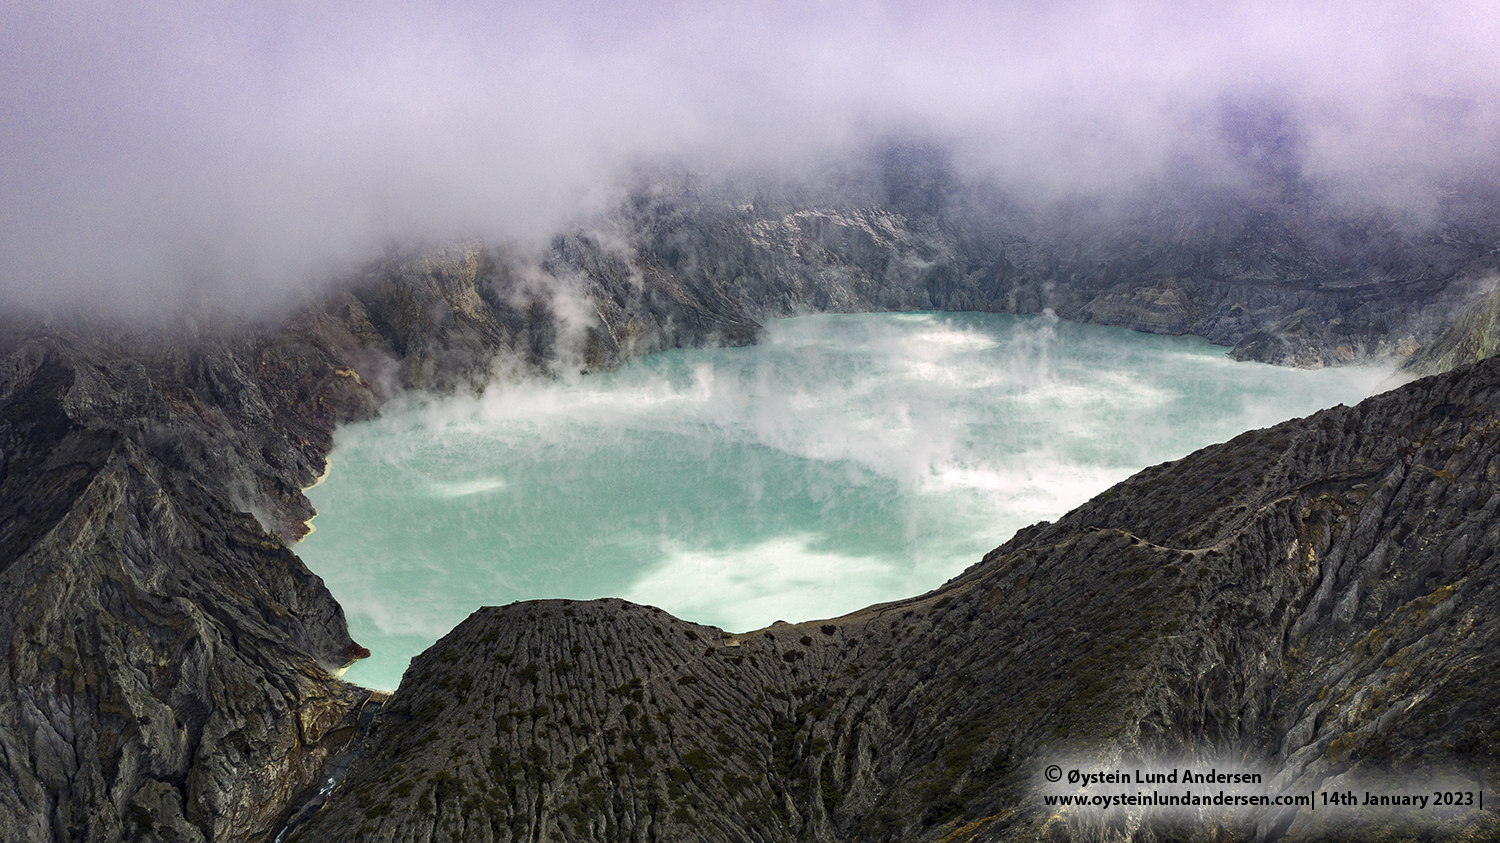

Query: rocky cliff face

[1403,280,1500,375]
[548,152,1500,369]
[281,355,1500,843]
[4,158,1500,843]
[0,321,377,843]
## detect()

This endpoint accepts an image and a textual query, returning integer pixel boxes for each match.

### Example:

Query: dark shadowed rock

[0,324,378,843]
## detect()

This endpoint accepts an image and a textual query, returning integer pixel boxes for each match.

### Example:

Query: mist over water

[298,313,1396,690]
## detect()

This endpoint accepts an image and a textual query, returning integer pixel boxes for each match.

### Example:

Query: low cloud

[3,0,1497,315]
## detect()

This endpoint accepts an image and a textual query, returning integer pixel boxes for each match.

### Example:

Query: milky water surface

[298,312,1399,689]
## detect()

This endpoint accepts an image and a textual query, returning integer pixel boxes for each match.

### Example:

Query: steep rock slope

[1403,281,1500,375]
[289,357,1500,843]
[0,324,378,843]
[550,157,1500,369]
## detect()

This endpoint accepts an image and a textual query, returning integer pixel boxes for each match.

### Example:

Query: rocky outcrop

[0,323,378,843]
[1403,279,1500,375]
[286,356,1500,842]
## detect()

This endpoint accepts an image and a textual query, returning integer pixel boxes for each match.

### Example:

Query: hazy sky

[3,0,1498,314]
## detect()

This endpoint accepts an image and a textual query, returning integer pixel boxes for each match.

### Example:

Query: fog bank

[4,0,1498,315]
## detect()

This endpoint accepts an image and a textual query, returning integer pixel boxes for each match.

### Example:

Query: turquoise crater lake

[298,312,1397,690]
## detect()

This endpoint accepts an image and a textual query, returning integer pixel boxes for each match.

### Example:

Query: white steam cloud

[298,313,1396,688]
[3,0,1498,313]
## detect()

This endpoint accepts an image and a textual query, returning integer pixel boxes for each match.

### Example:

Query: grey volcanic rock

[0,325,378,843]
[288,357,1500,842]
[1402,281,1500,376]
[545,153,1500,369]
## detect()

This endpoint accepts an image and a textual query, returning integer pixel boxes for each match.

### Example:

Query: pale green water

[298,312,1399,690]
